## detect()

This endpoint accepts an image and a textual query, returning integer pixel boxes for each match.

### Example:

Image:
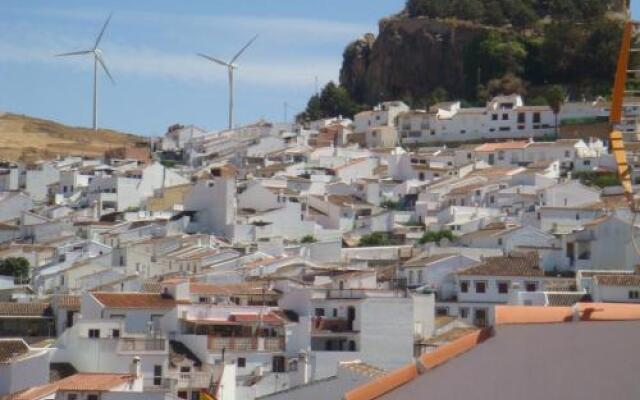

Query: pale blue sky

[0,1,636,135]
[0,1,405,135]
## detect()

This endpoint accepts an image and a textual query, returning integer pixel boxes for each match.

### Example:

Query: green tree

[544,85,566,137]
[0,257,30,280]
[301,235,317,244]
[297,82,361,123]
[359,232,392,247]
[478,73,528,100]
[419,230,457,245]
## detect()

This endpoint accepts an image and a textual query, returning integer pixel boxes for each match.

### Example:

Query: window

[499,127,511,132]
[460,281,469,293]
[87,395,98,400]
[237,357,246,368]
[564,150,571,157]
[112,329,120,338]
[492,114,498,121]
[180,366,191,373]
[629,291,640,300]
[533,112,541,123]
[525,282,537,292]
[154,365,162,386]
[583,160,591,166]
[408,270,414,284]
[498,151,505,161]
[517,113,525,123]
[332,308,338,318]
[88,329,100,338]
[459,307,469,318]
[314,308,325,317]
[178,392,188,399]
[498,282,509,294]
[502,113,508,120]
[67,395,78,400]
[272,356,286,373]
[417,270,423,284]
[475,281,486,293]
[436,307,448,316]
[497,238,503,246]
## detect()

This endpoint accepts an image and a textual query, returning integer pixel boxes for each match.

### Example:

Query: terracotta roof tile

[0,302,52,317]
[495,305,573,325]
[92,292,180,309]
[0,339,29,363]
[343,363,418,400]
[457,253,543,277]
[594,274,640,287]
[475,141,529,152]
[419,329,491,370]
[7,373,135,399]
[52,295,80,311]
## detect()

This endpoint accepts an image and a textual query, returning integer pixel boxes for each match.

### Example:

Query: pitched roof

[52,295,81,311]
[457,253,543,277]
[403,253,455,268]
[594,274,640,287]
[92,292,180,309]
[474,141,529,152]
[347,303,640,400]
[546,292,590,306]
[0,302,52,317]
[7,373,135,399]
[0,339,29,363]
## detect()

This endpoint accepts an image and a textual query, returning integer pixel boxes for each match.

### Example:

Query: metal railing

[118,338,166,352]
[207,336,284,352]
[172,372,212,389]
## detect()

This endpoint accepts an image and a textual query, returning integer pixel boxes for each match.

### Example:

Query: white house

[354,101,409,134]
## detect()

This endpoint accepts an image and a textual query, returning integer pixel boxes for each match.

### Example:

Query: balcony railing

[311,317,355,333]
[207,336,284,352]
[171,372,212,389]
[118,338,166,352]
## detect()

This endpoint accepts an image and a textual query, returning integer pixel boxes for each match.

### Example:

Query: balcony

[207,336,284,352]
[311,317,356,335]
[171,371,212,389]
[118,338,166,353]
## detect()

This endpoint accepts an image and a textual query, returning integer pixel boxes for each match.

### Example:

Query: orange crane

[610,20,640,255]
[610,21,636,208]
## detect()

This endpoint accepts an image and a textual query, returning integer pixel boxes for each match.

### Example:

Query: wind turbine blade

[96,54,115,85]
[94,12,113,49]
[55,50,93,57]
[197,53,229,67]
[230,34,258,64]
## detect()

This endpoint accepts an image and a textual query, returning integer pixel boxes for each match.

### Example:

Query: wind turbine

[56,13,115,131]
[198,35,258,131]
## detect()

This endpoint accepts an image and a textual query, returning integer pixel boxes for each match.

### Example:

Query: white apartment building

[399,95,555,144]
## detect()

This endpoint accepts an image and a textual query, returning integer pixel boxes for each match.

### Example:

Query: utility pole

[283,102,288,123]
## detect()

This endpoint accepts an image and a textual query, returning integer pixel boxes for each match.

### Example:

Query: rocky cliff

[341,18,495,105]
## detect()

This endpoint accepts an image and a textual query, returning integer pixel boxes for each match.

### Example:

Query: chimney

[130,356,142,378]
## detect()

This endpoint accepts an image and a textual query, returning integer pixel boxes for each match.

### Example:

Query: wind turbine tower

[56,13,115,131]
[198,35,258,131]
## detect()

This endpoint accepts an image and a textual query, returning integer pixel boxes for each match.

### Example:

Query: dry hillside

[0,112,147,162]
